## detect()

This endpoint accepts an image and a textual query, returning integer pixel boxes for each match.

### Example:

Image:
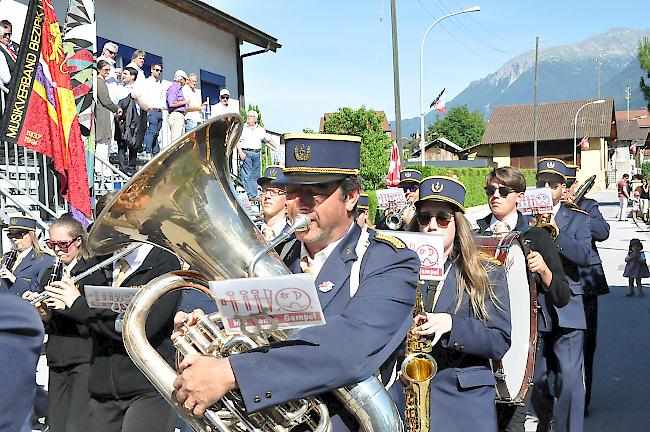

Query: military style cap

[272,134,361,185]
[357,193,369,210]
[7,216,37,231]
[537,158,567,179]
[417,176,466,213]
[257,165,283,186]
[399,169,422,185]
[565,164,577,180]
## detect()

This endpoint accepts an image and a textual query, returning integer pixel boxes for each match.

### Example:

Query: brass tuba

[88,115,403,432]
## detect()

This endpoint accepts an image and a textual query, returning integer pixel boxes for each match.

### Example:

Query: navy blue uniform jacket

[229,223,420,420]
[578,198,610,296]
[1,249,55,296]
[0,293,44,431]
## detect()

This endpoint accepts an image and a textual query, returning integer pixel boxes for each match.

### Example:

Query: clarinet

[29,258,63,305]
[1,248,18,270]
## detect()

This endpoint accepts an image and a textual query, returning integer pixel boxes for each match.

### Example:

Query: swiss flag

[578,136,589,150]
[385,142,402,187]
[432,94,446,115]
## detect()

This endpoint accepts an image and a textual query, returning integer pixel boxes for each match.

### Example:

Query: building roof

[615,109,650,128]
[482,98,616,145]
[319,111,393,134]
[155,0,281,51]
[616,119,649,143]
[411,137,463,157]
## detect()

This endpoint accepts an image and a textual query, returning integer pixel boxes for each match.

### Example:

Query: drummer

[475,166,570,431]
[393,175,511,431]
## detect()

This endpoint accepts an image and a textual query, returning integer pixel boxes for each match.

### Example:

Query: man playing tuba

[173,134,420,431]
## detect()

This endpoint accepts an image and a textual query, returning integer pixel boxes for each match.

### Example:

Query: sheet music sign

[209,274,326,335]
[84,286,139,311]
[375,188,407,210]
[517,187,554,215]
[377,230,446,280]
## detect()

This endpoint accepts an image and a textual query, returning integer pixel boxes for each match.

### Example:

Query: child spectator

[624,238,648,297]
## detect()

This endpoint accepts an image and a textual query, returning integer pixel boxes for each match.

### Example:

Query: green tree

[302,128,316,134]
[322,107,392,190]
[426,104,485,148]
[639,37,650,109]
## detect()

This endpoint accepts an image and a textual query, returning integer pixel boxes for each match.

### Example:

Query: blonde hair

[28,231,46,257]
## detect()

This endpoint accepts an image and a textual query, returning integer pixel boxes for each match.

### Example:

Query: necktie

[6,45,17,61]
[11,253,24,272]
[300,256,314,276]
[113,259,130,287]
[262,227,275,242]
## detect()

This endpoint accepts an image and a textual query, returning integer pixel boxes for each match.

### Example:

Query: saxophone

[400,282,437,432]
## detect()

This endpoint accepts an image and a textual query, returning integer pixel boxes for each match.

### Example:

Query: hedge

[642,161,650,180]
[366,167,537,222]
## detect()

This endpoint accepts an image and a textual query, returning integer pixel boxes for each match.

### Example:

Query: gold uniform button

[253,396,261,403]
[265,392,272,398]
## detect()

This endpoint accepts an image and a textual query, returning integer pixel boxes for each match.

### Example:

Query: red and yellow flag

[17,0,91,216]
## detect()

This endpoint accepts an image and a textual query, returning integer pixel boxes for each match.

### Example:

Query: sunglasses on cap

[402,185,418,193]
[536,180,562,189]
[7,230,28,239]
[484,185,516,197]
[416,210,454,228]
[46,236,81,252]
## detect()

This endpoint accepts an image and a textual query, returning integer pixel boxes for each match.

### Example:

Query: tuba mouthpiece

[292,214,311,232]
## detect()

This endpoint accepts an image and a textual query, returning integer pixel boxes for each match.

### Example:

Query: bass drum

[477,232,538,405]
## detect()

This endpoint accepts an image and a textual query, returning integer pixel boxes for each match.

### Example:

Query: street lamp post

[573,99,606,165]
[419,6,480,167]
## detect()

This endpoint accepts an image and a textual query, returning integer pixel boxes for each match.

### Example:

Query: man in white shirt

[257,165,288,240]
[141,63,167,158]
[210,88,238,118]
[182,73,206,133]
[126,49,146,85]
[237,110,277,198]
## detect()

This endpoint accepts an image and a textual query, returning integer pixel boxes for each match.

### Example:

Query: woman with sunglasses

[0,216,54,296]
[23,217,109,432]
[402,176,511,431]
[96,59,122,179]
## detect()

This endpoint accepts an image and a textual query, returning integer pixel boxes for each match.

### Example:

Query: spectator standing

[182,73,205,132]
[624,238,649,298]
[96,60,122,179]
[0,19,18,86]
[618,174,630,221]
[210,88,238,117]
[166,69,189,142]
[114,67,148,174]
[97,42,119,87]
[635,177,649,222]
[236,110,276,198]
[125,49,146,85]
[141,63,166,158]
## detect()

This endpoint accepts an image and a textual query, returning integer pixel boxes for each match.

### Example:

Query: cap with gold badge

[417,176,466,213]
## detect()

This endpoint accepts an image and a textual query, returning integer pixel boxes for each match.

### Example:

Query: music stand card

[209,274,326,335]
[84,285,139,312]
[517,187,553,215]
[377,230,446,280]
[375,188,407,210]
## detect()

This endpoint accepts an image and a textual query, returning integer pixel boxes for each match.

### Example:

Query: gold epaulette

[373,232,405,249]
[568,207,588,215]
[479,252,502,266]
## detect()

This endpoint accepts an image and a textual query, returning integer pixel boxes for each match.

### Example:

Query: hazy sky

[212,0,649,133]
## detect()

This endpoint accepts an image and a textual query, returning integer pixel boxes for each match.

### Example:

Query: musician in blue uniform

[531,158,592,432]
[564,164,610,416]
[0,216,54,296]
[356,193,370,227]
[173,133,420,431]
[0,292,44,432]
[475,166,570,432]
[375,169,421,230]
[258,165,289,240]
[396,175,511,431]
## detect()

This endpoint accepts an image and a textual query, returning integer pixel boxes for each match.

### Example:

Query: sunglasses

[7,230,28,239]
[417,211,454,228]
[536,180,561,189]
[106,49,116,55]
[1,33,12,38]
[152,68,162,72]
[46,236,80,252]
[484,185,516,197]
[402,185,418,193]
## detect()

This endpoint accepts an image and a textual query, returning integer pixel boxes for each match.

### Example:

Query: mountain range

[394,27,650,138]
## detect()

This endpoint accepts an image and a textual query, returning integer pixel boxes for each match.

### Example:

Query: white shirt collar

[299,222,353,278]
[552,201,561,217]
[261,219,288,237]
[112,244,154,280]
[488,211,519,232]
[16,247,32,261]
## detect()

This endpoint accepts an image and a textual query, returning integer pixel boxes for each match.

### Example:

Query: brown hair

[485,166,526,192]
[49,217,91,260]
[409,206,499,320]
